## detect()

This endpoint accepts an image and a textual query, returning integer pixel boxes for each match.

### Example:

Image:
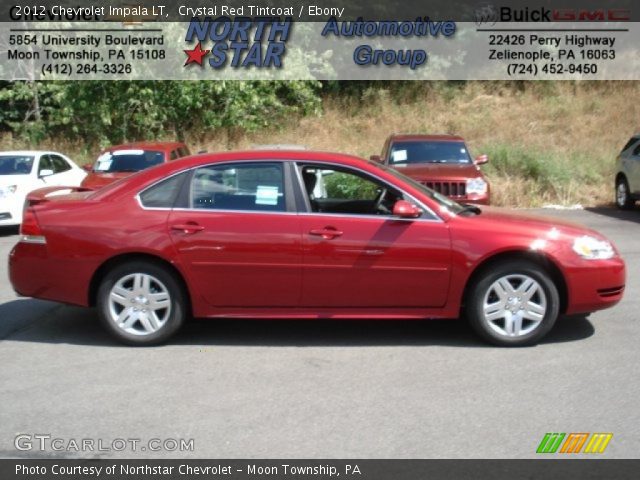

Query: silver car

[616,135,640,209]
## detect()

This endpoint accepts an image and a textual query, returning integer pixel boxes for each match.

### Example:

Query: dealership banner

[1,0,639,80]
[4,459,640,479]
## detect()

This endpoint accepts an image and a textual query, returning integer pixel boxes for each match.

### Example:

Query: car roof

[184,150,365,166]
[103,141,186,153]
[89,150,373,200]
[389,134,465,142]
[0,150,63,156]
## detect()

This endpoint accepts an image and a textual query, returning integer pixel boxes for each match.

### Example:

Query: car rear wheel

[97,261,186,345]
[615,177,634,210]
[466,261,560,346]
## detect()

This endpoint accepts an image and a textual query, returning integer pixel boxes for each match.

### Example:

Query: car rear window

[621,137,639,153]
[93,150,164,173]
[389,141,471,165]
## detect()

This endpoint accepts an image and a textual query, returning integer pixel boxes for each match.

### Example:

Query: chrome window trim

[134,159,444,222]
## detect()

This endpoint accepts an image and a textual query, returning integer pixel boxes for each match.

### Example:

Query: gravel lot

[0,207,638,459]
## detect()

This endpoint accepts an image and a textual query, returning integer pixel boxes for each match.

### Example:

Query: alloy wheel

[482,274,547,337]
[107,273,172,336]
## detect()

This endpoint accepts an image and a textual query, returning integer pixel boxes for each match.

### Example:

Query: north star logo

[184,42,210,66]
[183,16,292,69]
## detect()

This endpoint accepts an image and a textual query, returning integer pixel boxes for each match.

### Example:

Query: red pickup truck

[371,134,490,205]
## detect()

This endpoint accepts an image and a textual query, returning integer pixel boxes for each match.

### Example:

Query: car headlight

[572,235,615,260]
[466,178,488,195]
[0,185,17,198]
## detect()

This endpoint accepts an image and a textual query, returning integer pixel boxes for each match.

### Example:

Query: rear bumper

[565,257,626,315]
[9,241,92,306]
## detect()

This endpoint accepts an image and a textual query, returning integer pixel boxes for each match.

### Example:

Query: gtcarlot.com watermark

[15,434,194,453]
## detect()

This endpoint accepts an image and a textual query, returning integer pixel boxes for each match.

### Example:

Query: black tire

[97,261,186,346]
[465,260,560,347]
[615,176,634,210]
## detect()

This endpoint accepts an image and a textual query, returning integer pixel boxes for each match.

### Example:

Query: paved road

[0,208,638,459]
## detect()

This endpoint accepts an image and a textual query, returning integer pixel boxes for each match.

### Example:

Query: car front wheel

[616,177,634,210]
[97,261,186,345]
[466,261,560,346]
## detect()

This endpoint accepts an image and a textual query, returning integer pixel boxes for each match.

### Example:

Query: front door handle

[309,228,343,240]
[171,223,205,234]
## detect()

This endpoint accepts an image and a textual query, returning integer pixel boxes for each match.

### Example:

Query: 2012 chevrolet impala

[9,150,625,346]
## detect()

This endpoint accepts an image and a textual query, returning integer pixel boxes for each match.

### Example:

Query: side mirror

[82,164,93,172]
[39,169,54,178]
[393,200,422,219]
[369,155,382,163]
[475,154,488,165]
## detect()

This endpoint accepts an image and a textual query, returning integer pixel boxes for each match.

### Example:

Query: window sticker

[392,150,407,162]
[256,185,279,205]
[95,153,113,171]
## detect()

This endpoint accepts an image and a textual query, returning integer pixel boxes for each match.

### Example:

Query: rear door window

[49,154,71,173]
[189,163,286,212]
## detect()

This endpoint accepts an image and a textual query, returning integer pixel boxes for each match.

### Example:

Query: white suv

[615,135,640,209]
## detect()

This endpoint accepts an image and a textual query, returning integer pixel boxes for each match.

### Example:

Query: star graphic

[184,42,210,66]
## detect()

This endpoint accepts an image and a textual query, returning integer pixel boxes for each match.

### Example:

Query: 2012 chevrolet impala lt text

[9,150,625,346]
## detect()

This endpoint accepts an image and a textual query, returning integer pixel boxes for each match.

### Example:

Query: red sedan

[10,150,625,346]
[81,141,190,189]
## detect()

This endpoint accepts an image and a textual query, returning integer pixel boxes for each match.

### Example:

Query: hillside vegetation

[2,81,638,207]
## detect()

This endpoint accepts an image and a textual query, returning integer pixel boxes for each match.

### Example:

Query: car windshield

[0,155,35,175]
[389,141,471,165]
[93,149,164,173]
[375,162,467,215]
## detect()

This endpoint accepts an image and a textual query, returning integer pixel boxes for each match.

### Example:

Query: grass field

[3,81,638,207]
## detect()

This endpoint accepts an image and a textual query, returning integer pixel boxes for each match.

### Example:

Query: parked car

[371,134,491,204]
[615,134,640,209]
[0,150,86,227]
[81,141,190,189]
[11,150,624,346]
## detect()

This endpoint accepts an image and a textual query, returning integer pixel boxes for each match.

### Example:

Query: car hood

[82,171,133,188]
[394,163,482,179]
[465,206,601,237]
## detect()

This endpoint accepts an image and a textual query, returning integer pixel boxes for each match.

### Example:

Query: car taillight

[20,207,46,244]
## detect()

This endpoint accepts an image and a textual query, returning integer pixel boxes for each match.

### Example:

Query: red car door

[297,164,452,308]
[168,162,302,307]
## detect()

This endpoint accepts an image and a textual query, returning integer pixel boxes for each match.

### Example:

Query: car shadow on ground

[586,206,640,224]
[1,301,595,348]
[0,226,19,236]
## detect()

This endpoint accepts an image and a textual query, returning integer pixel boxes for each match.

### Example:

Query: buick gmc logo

[475,5,631,23]
[474,3,498,26]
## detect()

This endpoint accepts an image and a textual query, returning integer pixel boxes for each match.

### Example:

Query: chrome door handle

[309,228,343,239]
[171,223,205,234]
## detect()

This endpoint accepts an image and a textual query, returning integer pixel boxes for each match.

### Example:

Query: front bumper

[460,193,490,205]
[564,257,626,315]
[0,196,24,226]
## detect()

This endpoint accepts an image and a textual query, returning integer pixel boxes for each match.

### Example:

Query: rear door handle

[171,223,205,234]
[309,228,343,239]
